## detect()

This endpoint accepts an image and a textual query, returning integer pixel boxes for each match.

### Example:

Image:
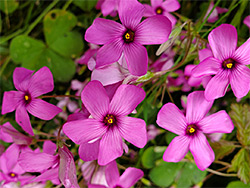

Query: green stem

[62,0,73,10]
[0,56,11,76]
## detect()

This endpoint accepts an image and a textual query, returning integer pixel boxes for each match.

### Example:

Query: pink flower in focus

[143,0,180,27]
[1,67,62,135]
[192,24,250,101]
[157,91,234,170]
[85,0,171,76]
[63,80,147,165]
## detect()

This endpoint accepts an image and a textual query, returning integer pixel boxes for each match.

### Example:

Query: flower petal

[105,161,119,187]
[204,70,230,101]
[101,0,116,16]
[85,18,124,45]
[1,91,23,114]
[0,122,13,143]
[43,140,57,155]
[208,24,237,60]
[110,84,145,116]
[143,4,155,17]
[156,103,187,135]
[32,167,59,183]
[98,128,123,165]
[163,135,191,162]
[13,67,34,91]
[162,0,180,12]
[230,64,250,98]
[243,15,250,28]
[63,119,107,145]
[117,116,147,148]
[119,167,144,188]
[118,0,144,29]
[192,57,221,78]
[81,80,109,120]
[28,67,54,97]
[151,0,163,7]
[79,140,100,161]
[199,110,234,134]
[198,48,213,62]
[135,15,171,45]
[233,38,250,65]
[186,91,213,124]
[190,132,215,171]
[26,99,62,120]
[15,105,33,136]
[123,42,148,76]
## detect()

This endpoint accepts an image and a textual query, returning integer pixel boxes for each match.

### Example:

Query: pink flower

[204,2,228,23]
[85,0,171,76]
[143,0,180,27]
[63,80,147,165]
[76,43,99,65]
[1,67,62,135]
[89,160,143,188]
[243,15,250,29]
[99,0,119,17]
[192,24,250,101]
[156,91,234,170]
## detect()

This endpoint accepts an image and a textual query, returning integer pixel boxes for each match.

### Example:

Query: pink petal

[81,80,109,121]
[163,12,177,27]
[105,161,119,187]
[26,99,62,120]
[18,151,58,172]
[204,70,230,101]
[230,64,250,98]
[13,67,34,91]
[143,4,155,17]
[123,42,148,76]
[32,167,59,183]
[1,91,23,114]
[98,128,123,165]
[101,0,116,16]
[243,15,250,28]
[15,105,33,136]
[118,0,144,29]
[190,132,215,171]
[198,48,213,62]
[208,24,237,60]
[58,145,79,188]
[95,38,124,68]
[85,18,124,45]
[163,135,190,162]
[28,67,54,97]
[43,140,57,155]
[199,110,234,134]
[0,122,13,143]
[119,167,144,188]
[233,38,250,65]
[79,140,100,161]
[135,15,171,45]
[117,116,147,148]
[162,0,180,12]
[156,103,187,135]
[151,0,163,7]
[192,57,221,78]
[186,91,213,124]
[110,84,145,116]
[63,119,107,145]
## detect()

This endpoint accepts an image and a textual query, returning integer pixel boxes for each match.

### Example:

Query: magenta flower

[63,80,147,165]
[143,0,180,27]
[157,91,234,170]
[244,15,250,29]
[85,0,171,76]
[204,2,228,23]
[89,160,143,188]
[1,67,62,135]
[192,24,250,100]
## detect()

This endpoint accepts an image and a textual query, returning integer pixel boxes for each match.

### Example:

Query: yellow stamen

[189,128,195,133]
[125,33,130,40]
[10,173,16,177]
[156,9,162,14]
[24,95,29,101]
[226,63,233,69]
[107,119,113,124]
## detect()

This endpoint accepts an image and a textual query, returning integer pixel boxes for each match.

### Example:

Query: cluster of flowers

[1,0,250,187]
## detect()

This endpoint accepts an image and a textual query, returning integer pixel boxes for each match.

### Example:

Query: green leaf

[73,0,98,11]
[43,9,83,58]
[141,146,166,169]
[10,35,76,82]
[149,160,184,187]
[0,0,19,14]
[210,140,236,160]
[227,181,250,188]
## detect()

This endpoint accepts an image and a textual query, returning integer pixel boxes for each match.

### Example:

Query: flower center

[155,7,163,15]
[123,30,135,43]
[222,58,235,69]
[104,114,116,126]
[9,172,16,178]
[24,93,31,104]
[186,124,197,135]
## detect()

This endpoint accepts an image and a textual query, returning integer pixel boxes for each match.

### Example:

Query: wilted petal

[190,132,214,171]
[1,91,23,114]
[199,110,234,134]
[123,42,148,76]
[15,105,33,136]
[233,38,250,65]
[81,81,109,120]
[163,135,190,162]
[230,64,250,98]
[186,91,213,124]
[208,24,237,60]
[110,84,145,116]
[162,0,180,12]
[26,99,62,120]
[119,167,144,188]
[98,128,123,165]
[43,140,57,155]
[79,140,100,161]
[157,103,187,135]
[105,161,119,187]
[13,67,34,91]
